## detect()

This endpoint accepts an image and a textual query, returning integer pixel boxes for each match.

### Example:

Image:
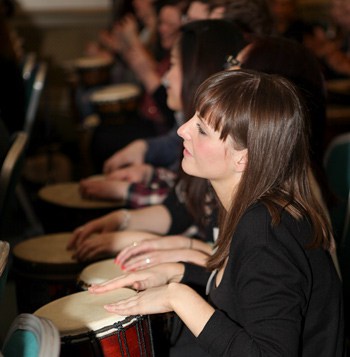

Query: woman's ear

[236,149,248,172]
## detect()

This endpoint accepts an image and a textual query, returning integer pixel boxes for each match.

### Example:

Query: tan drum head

[34,288,137,335]
[79,259,123,288]
[38,182,124,209]
[90,83,141,104]
[73,56,113,69]
[13,233,76,264]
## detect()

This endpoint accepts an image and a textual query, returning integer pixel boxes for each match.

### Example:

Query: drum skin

[12,233,87,313]
[77,259,123,291]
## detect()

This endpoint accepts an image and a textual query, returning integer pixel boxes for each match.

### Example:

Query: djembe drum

[37,179,124,233]
[73,56,114,88]
[34,289,155,357]
[12,233,86,313]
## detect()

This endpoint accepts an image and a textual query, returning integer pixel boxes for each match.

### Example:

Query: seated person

[89,69,345,357]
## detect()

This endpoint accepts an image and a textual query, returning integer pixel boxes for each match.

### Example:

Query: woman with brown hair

[90,70,345,356]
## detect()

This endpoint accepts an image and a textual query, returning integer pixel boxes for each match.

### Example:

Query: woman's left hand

[117,249,209,271]
[104,284,175,315]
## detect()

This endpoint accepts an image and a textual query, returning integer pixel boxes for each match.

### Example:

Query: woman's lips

[183,145,192,157]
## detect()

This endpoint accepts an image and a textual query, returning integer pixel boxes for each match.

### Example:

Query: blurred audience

[267,0,315,43]
[304,0,350,78]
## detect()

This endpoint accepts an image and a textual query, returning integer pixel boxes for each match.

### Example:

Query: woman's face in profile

[164,45,183,111]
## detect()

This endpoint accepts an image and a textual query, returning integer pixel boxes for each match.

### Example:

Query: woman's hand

[89,263,184,293]
[67,210,128,250]
[116,236,212,270]
[70,230,160,261]
[79,177,129,201]
[104,285,176,315]
[108,164,154,184]
[118,249,209,271]
[103,140,148,174]
[97,280,215,338]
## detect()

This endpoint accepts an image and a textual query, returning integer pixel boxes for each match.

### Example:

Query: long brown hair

[193,70,332,270]
[176,19,246,232]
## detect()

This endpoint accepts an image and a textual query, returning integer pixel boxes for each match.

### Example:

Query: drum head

[13,233,76,265]
[79,259,123,287]
[90,83,141,104]
[73,56,113,69]
[34,288,137,335]
[38,182,124,209]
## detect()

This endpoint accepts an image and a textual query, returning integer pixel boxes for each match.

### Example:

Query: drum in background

[78,259,123,291]
[88,83,156,172]
[12,233,86,313]
[34,289,154,357]
[73,56,114,88]
[90,83,141,124]
[37,180,124,233]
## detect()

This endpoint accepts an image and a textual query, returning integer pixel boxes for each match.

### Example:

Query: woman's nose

[177,121,190,140]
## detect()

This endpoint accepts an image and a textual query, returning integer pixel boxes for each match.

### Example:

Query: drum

[73,56,114,88]
[90,83,141,124]
[88,83,153,171]
[12,233,86,313]
[34,289,155,357]
[78,259,123,291]
[37,180,124,233]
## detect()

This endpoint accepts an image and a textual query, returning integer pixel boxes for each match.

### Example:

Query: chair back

[0,132,28,225]
[0,240,10,301]
[23,62,48,137]
[21,52,37,82]
[1,313,60,357]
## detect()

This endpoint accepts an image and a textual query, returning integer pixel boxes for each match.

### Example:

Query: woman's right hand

[89,263,184,293]
[71,230,159,262]
[79,177,129,201]
[103,140,148,174]
[107,164,154,184]
[67,210,127,250]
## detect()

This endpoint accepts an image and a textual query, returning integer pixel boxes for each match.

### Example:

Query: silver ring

[145,258,151,264]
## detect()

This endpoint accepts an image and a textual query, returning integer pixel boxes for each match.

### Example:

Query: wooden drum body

[34,289,154,357]
[12,233,86,313]
[90,83,141,124]
[74,56,114,88]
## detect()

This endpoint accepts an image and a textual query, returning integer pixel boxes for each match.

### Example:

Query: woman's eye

[196,123,206,135]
